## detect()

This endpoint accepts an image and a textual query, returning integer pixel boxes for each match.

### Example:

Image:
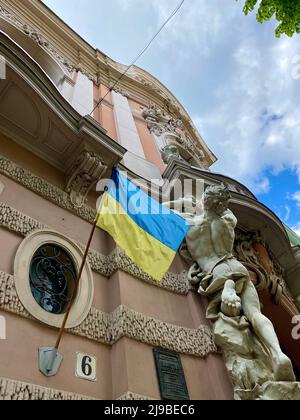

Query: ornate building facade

[0,0,300,400]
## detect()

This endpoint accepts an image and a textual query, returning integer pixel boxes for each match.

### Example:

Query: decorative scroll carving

[0,203,191,295]
[0,270,217,358]
[142,104,205,164]
[0,377,94,400]
[142,104,183,137]
[234,230,288,305]
[0,155,96,223]
[65,150,107,208]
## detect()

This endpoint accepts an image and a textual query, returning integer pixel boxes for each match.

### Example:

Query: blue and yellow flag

[97,169,189,281]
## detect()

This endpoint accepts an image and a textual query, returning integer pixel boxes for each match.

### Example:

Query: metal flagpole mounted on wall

[39,217,99,377]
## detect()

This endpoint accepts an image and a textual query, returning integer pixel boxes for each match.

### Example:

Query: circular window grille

[29,244,77,315]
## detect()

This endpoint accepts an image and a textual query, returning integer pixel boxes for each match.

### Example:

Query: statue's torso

[186,213,236,273]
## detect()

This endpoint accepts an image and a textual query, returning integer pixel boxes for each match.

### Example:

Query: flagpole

[40,216,99,376]
[55,216,98,350]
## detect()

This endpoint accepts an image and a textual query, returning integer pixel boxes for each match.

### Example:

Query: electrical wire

[89,0,185,116]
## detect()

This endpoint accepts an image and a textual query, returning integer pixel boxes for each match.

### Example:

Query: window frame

[14,229,94,328]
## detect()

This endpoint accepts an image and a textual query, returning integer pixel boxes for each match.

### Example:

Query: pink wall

[0,134,233,400]
[93,84,118,141]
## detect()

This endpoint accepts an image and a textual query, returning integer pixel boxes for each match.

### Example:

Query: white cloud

[292,192,300,207]
[44,0,300,195]
[284,205,291,222]
[254,177,271,195]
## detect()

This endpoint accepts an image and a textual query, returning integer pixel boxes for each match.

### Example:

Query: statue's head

[203,184,231,215]
[161,144,181,164]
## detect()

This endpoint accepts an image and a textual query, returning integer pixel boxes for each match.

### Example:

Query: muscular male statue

[166,185,295,382]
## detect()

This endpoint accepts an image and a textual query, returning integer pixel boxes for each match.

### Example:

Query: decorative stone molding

[234,230,290,305]
[118,392,155,401]
[0,377,156,400]
[0,202,45,236]
[106,247,191,295]
[142,104,205,164]
[112,85,130,98]
[0,377,94,400]
[142,104,183,137]
[22,25,49,48]
[0,271,29,319]
[65,149,107,208]
[0,202,191,295]
[0,4,97,84]
[0,270,216,357]
[0,155,96,223]
[0,5,74,74]
[75,305,216,357]
[72,64,98,84]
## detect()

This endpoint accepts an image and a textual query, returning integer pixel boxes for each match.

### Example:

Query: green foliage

[240,0,300,37]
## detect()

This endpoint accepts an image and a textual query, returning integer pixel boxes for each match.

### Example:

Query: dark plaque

[153,348,189,400]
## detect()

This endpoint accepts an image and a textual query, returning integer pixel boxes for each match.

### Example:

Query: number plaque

[153,348,189,400]
[76,353,97,382]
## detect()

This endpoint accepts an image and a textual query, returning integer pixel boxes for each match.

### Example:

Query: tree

[239,0,300,37]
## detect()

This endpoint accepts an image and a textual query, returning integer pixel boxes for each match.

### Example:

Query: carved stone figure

[165,185,300,400]
[161,144,183,164]
[142,104,205,164]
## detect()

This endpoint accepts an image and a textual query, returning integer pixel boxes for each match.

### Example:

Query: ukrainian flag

[97,169,189,281]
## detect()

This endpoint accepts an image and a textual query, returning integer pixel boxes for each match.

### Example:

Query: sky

[43,0,300,234]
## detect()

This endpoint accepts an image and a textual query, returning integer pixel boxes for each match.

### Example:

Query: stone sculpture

[165,185,300,400]
[161,144,183,164]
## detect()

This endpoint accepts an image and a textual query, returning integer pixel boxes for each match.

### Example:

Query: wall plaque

[153,348,189,400]
[75,353,97,382]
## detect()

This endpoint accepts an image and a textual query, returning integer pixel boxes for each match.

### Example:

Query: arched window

[29,244,77,315]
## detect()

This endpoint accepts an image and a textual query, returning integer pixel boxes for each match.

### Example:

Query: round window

[29,244,77,315]
[14,229,94,328]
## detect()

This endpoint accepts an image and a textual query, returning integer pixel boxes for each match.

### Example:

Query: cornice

[0,270,217,358]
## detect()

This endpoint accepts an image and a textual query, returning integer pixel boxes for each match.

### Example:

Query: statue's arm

[222,209,237,228]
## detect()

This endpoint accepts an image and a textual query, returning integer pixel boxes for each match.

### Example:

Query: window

[14,229,94,328]
[29,244,77,315]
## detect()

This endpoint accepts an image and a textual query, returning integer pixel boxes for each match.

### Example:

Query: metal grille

[29,244,77,315]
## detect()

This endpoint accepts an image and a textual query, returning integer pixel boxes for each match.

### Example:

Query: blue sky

[43,0,300,234]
